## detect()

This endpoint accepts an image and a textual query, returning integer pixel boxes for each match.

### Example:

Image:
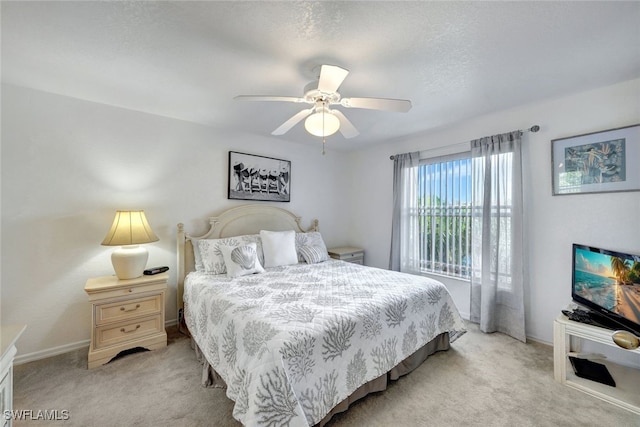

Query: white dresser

[1,325,26,427]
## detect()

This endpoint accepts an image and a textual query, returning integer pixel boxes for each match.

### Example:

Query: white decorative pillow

[260,230,299,268]
[198,235,264,274]
[295,232,328,262]
[219,243,265,278]
[299,245,329,264]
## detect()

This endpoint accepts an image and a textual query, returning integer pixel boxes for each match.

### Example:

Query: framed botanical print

[551,124,640,195]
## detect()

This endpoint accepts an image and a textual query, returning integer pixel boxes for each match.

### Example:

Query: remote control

[563,309,593,325]
[144,266,169,275]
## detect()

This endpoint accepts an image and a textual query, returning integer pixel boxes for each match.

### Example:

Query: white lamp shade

[101,210,159,246]
[304,110,340,137]
[102,210,158,280]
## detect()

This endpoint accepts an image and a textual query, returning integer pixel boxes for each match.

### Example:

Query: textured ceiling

[2,1,639,150]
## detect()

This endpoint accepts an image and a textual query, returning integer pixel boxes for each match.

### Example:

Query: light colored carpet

[13,323,638,427]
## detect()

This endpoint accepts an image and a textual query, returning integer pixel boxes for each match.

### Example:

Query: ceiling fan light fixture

[304,109,340,137]
[235,64,411,140]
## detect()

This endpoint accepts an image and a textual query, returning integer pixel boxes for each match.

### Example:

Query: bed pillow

[191,238,204,271]
[219,242,265,278]
[198,235,264,274]
[299,244,330,264]
[295,231,328,262]
[260,230,298,268]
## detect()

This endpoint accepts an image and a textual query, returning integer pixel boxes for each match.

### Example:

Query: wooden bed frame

[176,204,318,328]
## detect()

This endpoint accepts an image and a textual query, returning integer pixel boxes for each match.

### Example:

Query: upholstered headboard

[176,204,318,328]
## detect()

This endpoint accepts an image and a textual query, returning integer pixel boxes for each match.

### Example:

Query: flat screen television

[572,243,640,335]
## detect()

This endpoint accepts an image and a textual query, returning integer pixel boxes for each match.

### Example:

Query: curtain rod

[389,125,540,160]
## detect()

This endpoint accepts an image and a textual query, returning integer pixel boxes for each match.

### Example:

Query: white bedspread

[184,259,466,427]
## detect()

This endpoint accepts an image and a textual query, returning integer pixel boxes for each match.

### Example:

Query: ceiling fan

[234,65,412,139]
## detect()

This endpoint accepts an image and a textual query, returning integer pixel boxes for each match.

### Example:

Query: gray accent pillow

[295,232,327,262]
[299,244,329,264]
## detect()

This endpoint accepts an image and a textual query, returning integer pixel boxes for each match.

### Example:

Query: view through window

[416,154,472,279]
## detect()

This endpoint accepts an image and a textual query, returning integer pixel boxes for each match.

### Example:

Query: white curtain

[470,131,526,342]
[389,152,420,272]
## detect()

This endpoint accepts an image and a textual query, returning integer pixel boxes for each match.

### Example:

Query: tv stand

[554,313,640,414]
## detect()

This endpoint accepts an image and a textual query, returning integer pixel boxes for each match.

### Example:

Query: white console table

[1,325,26,427]
[553,314,640,414]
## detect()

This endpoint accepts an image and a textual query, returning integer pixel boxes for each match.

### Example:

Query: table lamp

[101,210,159,280]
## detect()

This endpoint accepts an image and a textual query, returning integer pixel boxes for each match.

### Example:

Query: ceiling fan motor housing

[303,81,341,104]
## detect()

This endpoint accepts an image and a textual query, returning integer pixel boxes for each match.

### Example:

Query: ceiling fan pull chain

[322,136,326,155]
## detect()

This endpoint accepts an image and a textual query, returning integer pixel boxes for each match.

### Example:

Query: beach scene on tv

[574,247,640,324]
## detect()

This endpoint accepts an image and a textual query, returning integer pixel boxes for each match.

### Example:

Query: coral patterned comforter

[184,259,466,427]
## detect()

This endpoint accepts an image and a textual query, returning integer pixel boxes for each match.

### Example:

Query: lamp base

[111,245,148,280]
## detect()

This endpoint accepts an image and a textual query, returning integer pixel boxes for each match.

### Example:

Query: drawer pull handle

[120,304,141,312]
[120,325,141,333]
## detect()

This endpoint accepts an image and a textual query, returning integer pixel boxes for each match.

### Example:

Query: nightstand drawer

[328,247,364,264]
[331,253,364,264]
[94,315,163,349]
[85,274,168,302]
[342,255,364,265]
[95,294,162,326]
[87,282,166,301]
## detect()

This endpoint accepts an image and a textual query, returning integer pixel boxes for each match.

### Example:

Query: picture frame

[228,151,291,202]
[551,124,640,195]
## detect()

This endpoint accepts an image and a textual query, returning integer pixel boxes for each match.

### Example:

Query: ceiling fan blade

[317,65,350,93]
[332,110,359,139]
[340,97,412,112]
[234,95,306,103]
[272,108,314,135]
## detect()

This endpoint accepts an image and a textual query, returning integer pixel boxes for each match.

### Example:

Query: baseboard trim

[15,318,179,365]
[15,340,90,365]
[525,335,552,347]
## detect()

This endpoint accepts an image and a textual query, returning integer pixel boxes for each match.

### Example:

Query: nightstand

[84,273,168,369]
[328,246,364,265]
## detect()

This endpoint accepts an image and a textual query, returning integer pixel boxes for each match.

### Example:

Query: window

[415,153,472,279]
[392,131,524,339]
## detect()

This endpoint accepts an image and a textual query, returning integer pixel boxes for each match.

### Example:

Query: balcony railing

[414,204,472,279]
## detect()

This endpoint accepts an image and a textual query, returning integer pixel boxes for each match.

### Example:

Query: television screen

[572,244,640,335]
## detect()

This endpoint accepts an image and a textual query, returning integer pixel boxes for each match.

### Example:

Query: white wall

[1,84,351,359]
[347,78,640,344]
[3,78,639,360]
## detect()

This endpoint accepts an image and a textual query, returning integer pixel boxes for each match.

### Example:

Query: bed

[177,205,466,427]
